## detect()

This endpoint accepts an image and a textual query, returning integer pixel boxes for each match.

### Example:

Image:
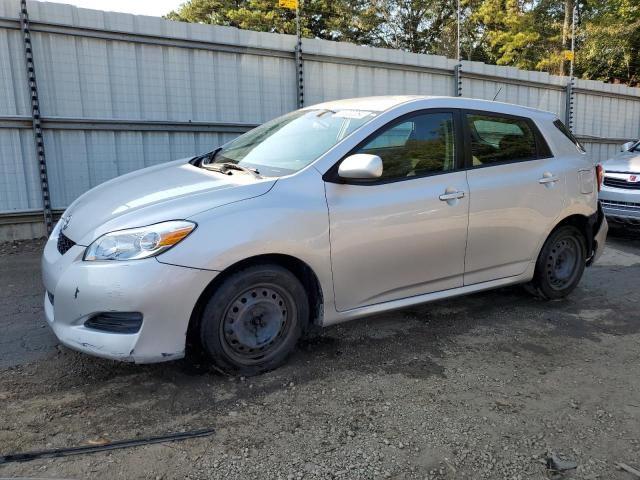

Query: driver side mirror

[338,154,383,180]
[621,141,636,152]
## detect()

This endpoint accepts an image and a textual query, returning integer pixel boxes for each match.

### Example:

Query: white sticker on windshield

[333,110,374,119]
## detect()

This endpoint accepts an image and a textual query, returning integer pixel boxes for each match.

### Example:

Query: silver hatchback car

[42,96,607,375]
[600,140,640,224]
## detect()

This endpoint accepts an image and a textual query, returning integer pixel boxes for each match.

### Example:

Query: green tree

[576,0,640,85]
[165,0,294,33]
[367,0,456,54]
[165,0,383,43]
[473,0,567,73]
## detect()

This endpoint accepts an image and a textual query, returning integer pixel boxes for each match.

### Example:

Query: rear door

[324,110,470,311]
[463,111,565,285]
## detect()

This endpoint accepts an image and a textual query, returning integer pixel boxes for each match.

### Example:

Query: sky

[34,0,185,17]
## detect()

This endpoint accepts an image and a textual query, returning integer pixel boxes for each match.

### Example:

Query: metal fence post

[565,5,577,132]
[453,63,462,97]
[295,45,304,108]
[565,79,575,131]
[19,0,53,234]
[295,1,304,108]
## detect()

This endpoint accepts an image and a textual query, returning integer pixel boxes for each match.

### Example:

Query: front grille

[57,232,75,255]
[603,177,640,190]
[600,199,640,212]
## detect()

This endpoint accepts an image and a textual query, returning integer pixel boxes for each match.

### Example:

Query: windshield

[205,108,377,176]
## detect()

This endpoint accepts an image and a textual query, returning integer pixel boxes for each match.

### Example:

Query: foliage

[576,0,640,84]
[474,0,559,71]
[165,0,382,43]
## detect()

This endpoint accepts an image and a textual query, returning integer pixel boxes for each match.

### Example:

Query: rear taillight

[596,164,604,191]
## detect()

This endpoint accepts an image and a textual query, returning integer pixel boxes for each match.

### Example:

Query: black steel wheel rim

[220,283,295,364]
[546,236,581,290]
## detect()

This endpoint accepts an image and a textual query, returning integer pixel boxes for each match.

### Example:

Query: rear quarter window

[553,119,586,153]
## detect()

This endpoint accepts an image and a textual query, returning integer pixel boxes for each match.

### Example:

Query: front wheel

[527,225,587,300]
[199,264,309,376]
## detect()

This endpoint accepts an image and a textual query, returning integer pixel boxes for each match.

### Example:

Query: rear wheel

[199,264,308,376]
[527,225,587,300]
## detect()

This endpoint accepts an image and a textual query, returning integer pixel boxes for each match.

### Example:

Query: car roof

[307,95,557,120]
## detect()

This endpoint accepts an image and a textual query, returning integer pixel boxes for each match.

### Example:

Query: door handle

[439,191,465,201]
[539,173,559,184]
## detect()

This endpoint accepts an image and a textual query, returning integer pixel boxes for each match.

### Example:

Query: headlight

[83,221,196,261]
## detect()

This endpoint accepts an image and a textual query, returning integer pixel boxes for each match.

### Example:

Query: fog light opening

[84,312,143,334]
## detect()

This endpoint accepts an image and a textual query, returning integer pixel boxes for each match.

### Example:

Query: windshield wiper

[190,147,221,166]
[201,162,261,177]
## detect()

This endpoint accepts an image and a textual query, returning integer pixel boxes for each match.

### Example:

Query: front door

[462,111,566,285]
[324,110,470,311]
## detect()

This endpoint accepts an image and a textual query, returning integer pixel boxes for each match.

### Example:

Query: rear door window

[466,113,537,166]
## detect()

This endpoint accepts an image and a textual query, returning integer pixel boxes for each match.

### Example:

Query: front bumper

[42,235,216,363]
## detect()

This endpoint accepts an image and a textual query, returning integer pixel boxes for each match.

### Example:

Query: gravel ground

[0,229,639,479]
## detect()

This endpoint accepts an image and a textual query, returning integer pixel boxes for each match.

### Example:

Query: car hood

[602,150,640,172]
[60,158,277,245]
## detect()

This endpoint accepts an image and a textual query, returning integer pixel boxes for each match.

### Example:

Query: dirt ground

[0,229,639,480]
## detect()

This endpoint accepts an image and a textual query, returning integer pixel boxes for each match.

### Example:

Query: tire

[199,264,309,376]
[527,225,587,300]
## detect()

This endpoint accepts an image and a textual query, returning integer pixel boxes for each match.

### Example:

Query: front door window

[357,112,456,179]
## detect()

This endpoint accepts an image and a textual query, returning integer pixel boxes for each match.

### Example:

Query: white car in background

[42,96,608,375]
[600,140,640,224]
